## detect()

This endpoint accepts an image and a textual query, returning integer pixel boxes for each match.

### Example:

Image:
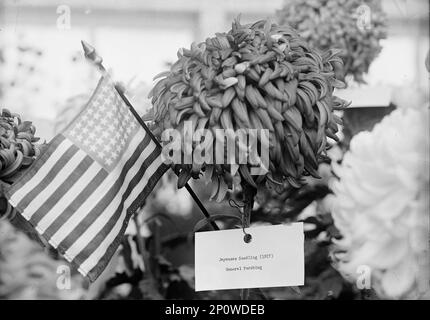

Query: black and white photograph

[0,0,429,309]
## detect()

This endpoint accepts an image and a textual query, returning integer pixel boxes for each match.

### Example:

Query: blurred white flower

[297,201,318,221]
[125,79,153,116]
[0,220,86,299]
[54,94,90,134]
[147,173,193,218]
[331,107,429,299]
[320,193,336,215]
[327,145,344,163]
[125,207,152,237]
[391,85,429,111]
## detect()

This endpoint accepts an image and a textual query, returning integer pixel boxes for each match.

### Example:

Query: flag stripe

[48,130,149,247]
[22,148,86,220]
[42,166,107,239]
[55,134,153,253]
[62,137,156,260]
[128,163,169,215]
[82,157,168,279]
[29,155,94,226]
[9,136,73,210]
[71,146,162,267]
[86,162,168,281]
[16,144,79,217]
[7,135,66,200]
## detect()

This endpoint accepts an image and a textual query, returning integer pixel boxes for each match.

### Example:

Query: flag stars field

[64,81,139,171]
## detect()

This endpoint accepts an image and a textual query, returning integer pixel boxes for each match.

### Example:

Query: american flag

[6,75,169,281]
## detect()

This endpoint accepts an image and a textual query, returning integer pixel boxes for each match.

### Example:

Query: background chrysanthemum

[1,110,44,183]
[331,106,429,299]
[277,0,387,83]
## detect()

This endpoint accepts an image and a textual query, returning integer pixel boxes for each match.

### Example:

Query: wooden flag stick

[81,40,219,231]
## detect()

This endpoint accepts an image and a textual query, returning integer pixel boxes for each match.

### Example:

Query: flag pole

[81,41,219,231]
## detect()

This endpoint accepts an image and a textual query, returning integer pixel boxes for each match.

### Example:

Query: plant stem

[133,214,153,279]
[240,182,257,300]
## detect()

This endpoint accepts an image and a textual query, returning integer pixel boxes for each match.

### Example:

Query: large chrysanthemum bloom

[277,0,387,83]
[331,106,429,299]
[147,18,348,201]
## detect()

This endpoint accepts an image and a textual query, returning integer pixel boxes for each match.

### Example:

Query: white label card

[194,223,304,291]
